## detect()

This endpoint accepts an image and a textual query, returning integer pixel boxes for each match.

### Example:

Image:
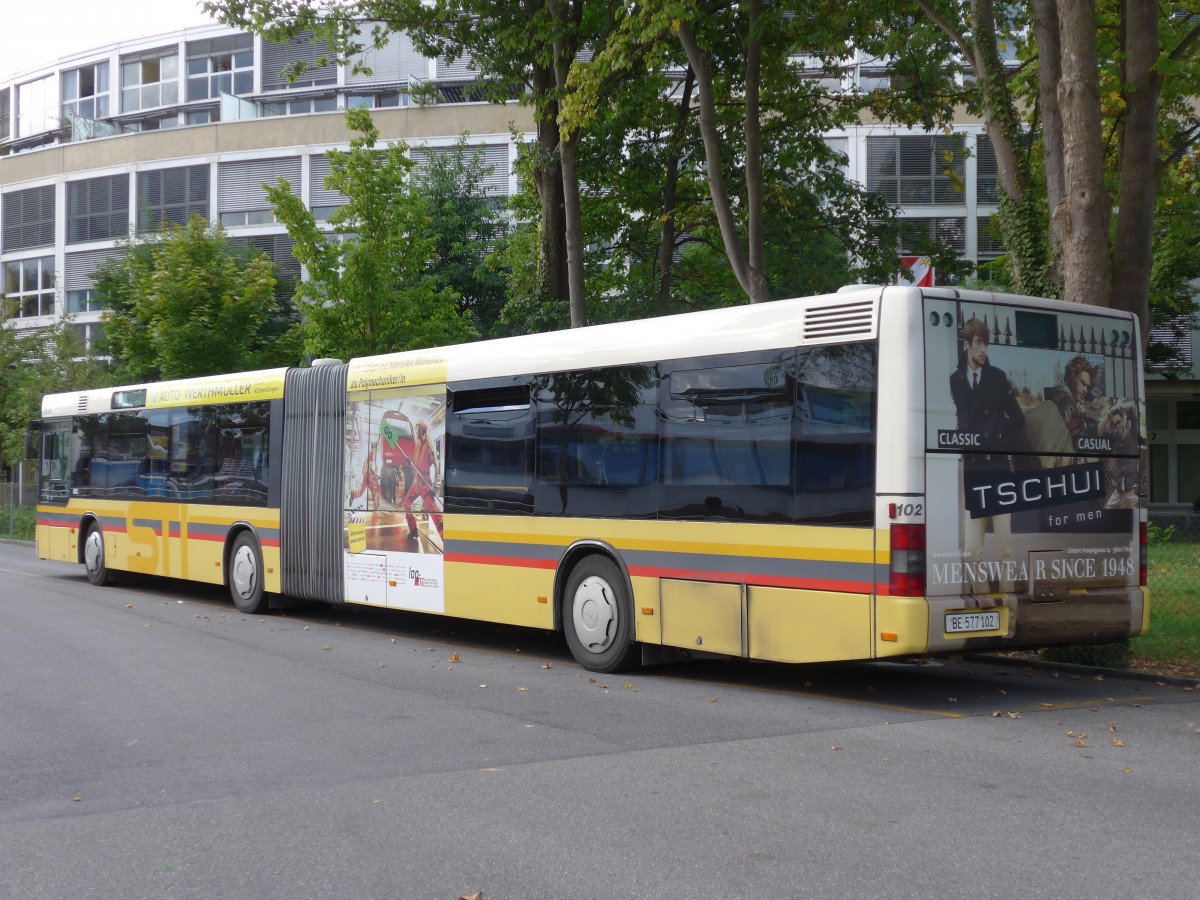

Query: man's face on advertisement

[967,335,988,369]
[1071,370,1093,405]
[1108,409,1127,437]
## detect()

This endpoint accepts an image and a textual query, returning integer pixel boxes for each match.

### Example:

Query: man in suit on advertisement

[949,318,1027,592]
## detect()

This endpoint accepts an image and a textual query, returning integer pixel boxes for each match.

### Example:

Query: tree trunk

[678,18,767,303]
[1052,0,1111,307]
[743,0,768,303]
[1033,0,1066,272]
[550,0,587,327]
[971,0,1026,205]
[533,61,570,310]
[658,68,695,311]
[1111,0,1161,339]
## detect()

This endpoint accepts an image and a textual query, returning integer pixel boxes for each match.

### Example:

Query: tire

[228,532,268,614]
[562,555,639,673]
[83,524,114,586]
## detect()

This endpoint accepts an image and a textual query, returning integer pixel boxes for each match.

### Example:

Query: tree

[95,217,302,382]
[0,321,112,467]
[411,135,513,337]
[206,0,603,324]
[566,0,917,306]
[267,107,476,360]
[906,0,1200,340]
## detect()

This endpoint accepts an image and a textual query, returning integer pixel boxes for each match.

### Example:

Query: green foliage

[95,217,302,382]
[491,222,570,336]
[1146,521,1177,545]
[269,107,476,359]
[0,320,113,467]
[0,500,37,542]
[1146,150,1200,373]
[411,135,513,337]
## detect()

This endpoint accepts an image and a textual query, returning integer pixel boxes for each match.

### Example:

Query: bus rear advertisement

[33,286,1147,672]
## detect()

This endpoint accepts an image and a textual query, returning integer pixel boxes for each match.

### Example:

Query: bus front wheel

[83,525,113,586]
[229,532,268,615]
[562,555,639,673]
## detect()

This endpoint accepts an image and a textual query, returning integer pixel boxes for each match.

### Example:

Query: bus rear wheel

[83,524,113,586]
[229,532,268,615]
[562,555,639,673]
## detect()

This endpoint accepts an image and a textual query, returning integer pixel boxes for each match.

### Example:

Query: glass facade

[62,62,110,120]
[122,50,180,112]
[3,257,55,319]
[186,34,254,101]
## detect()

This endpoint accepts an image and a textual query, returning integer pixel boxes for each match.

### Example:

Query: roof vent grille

[77,396,89,414]
[802,298,878,343]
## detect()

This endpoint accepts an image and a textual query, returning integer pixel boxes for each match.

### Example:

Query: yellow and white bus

[34,285,1148,672]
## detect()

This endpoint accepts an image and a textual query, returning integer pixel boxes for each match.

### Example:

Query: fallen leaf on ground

[449,652,460,663]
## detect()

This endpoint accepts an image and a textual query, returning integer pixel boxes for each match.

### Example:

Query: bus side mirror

[25,421,40,461]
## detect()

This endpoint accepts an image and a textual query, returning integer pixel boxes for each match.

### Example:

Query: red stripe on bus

[445,553,557,570]
[627,565,871,594]
[445,553,873,594]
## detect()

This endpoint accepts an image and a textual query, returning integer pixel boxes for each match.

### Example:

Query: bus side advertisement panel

[342,384,447,613]
[922,296,1143,600]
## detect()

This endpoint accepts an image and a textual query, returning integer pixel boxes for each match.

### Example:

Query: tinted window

[65,402,271,505]
[534,366,659,518]
[446,380,534,514]
[793,343,877,525]
[660,353,794,522]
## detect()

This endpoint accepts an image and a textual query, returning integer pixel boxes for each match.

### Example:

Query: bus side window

[532,366,658,518]
[107,413,148,496]
[38,424,72,503]
[792,343,878,526]
[660,357,793,523]
[446,381,534,515]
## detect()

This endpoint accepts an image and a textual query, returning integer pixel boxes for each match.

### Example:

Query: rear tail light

[889,523,926,597]
[1139,521,1147,587]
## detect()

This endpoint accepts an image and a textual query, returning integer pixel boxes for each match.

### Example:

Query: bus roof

[42,285,1140,416]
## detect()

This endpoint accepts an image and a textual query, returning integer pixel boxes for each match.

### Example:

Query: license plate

[945,610,1001,634]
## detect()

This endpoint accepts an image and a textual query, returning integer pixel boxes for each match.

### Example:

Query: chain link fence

[0,477,37,543]
[1135,515,1200,667]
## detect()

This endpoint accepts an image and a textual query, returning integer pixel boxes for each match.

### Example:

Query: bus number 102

[889,502,923,519]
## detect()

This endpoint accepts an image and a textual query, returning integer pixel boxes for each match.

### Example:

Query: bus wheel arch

[80,516,114,586]
[556,545,639,673]
[226,527,268,615]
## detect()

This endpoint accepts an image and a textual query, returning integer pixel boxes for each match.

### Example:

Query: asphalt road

[2,541,1198,900]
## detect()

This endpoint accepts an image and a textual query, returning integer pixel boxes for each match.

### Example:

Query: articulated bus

[33,286,1148,672]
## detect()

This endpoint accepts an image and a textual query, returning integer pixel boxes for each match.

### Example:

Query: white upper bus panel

[347,288,885,392]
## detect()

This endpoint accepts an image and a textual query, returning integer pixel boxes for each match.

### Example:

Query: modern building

[2,22,1197,517]
[0,22,528,353]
